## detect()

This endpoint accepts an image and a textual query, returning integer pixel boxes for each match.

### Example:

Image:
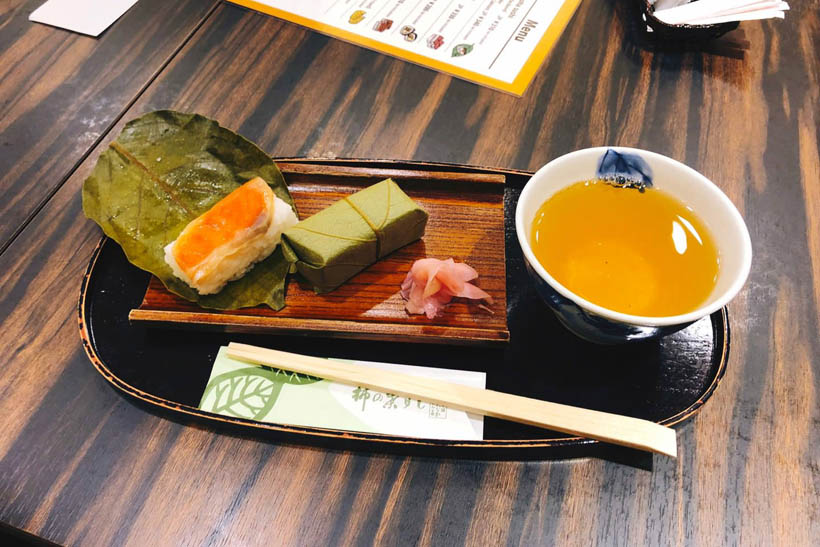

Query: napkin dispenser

[639,0,739,41]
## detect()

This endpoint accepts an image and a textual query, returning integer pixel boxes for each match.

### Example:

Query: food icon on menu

[349,10,365,24]
[373,18,393,32]
[426,34,444,50]
[451,44,473,57]
[400,25,417,42]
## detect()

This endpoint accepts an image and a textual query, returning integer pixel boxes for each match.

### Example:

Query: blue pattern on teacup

[596,149,653,191]
[524,261,693,344]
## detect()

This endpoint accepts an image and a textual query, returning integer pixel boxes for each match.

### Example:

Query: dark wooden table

[1,0,817,544]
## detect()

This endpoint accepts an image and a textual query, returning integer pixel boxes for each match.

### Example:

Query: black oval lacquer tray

[79,159,729,461]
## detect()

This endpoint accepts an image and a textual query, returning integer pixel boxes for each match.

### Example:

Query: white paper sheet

[652,0,788,25]
[29,0,139,37]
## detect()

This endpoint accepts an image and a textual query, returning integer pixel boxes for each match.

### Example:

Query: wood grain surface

[0,0,217,253]
[1,0,818,545]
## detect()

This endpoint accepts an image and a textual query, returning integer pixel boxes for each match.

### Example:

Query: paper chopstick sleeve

[281,179,428,293]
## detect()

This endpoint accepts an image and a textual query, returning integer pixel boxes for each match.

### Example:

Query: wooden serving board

[129,160,509,345]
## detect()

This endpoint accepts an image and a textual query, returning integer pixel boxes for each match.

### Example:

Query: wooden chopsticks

[225,342,677,457]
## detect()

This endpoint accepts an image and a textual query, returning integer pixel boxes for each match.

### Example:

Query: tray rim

[78,158,730,455]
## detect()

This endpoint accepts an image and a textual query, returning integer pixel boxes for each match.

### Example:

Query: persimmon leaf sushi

[281,179,428,293]
[164,177,298,295]
[82,110,298,310]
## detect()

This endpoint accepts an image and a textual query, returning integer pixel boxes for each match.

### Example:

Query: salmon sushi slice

[164,177,298,295]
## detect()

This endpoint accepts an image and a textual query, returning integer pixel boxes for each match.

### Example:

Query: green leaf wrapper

[82,110,297,310]
[281,179,428,294]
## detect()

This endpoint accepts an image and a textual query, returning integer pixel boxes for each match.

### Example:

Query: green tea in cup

[530,179,719,317]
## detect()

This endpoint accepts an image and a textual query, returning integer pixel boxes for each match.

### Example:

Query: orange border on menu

[227,0,583,96]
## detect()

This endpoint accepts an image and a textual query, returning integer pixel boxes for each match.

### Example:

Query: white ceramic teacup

[515,147,752,344]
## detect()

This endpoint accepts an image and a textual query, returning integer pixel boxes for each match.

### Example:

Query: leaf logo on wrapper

[200,366,320,420]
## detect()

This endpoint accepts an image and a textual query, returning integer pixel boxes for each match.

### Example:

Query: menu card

[199,347,485,440]
[229,0,583,95]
